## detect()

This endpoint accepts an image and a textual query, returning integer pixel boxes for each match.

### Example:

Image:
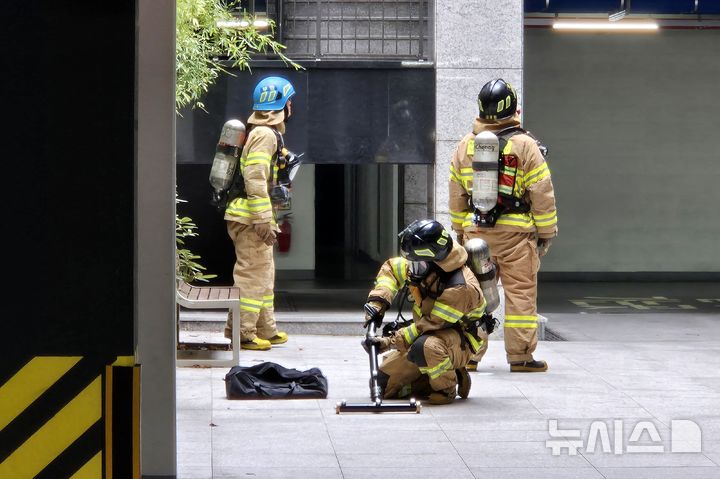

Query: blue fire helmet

[252,76,296,111]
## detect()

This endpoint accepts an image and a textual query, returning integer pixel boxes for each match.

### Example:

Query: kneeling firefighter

[362,220,491,405]
[220,76,300,351]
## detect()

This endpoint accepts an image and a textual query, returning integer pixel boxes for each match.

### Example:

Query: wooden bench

[176,281,240,367]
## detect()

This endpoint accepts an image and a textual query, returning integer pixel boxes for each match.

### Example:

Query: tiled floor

[177,305,720,478]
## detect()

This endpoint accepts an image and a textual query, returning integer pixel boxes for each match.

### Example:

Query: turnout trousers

[378,329,473,399]
[466,229,539,364]
[226,221,279,341]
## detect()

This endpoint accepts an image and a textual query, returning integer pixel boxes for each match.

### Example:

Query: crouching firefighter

[217,76,301,350]
[362,219,490,405]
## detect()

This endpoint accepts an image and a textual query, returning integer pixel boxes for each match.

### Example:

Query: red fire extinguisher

[277,213,292,253]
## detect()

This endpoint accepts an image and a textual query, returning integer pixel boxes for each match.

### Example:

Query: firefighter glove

[361,336,392,354]
[363,301,385,327]
[254,222,276,246]
[537,238,553,257]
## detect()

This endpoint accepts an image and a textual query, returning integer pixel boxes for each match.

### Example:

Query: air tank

[471,130,499,213]
[464,238,500,313]
[209,119,246,194]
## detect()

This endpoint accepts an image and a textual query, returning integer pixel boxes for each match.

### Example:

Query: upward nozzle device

[335,319,421,414]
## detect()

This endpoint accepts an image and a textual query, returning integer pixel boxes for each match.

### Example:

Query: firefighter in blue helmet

[224,76,296,350]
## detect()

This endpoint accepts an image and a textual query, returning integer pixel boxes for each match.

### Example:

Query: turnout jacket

[224,110,286,229]
[449,113,558,239]
[368,244,487,354]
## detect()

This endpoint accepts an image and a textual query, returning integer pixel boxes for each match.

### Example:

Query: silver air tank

[464,238,500,313]
[471,131,499,213]
[209,119,246,194]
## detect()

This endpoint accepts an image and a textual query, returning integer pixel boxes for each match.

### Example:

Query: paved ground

[177,305,720,478]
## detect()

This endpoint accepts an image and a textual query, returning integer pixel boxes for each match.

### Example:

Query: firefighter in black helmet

[449,78,558,373]
[477,78,518,121]
[361,220,488,405]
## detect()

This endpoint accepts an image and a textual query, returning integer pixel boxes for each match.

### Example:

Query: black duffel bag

[225,362,328,399]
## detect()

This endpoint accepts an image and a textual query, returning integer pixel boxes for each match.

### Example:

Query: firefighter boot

[510,360,548,373]
[266,331,289,345]
[427,387,457,405]
[456,368,471,399]
[240,337,272,351]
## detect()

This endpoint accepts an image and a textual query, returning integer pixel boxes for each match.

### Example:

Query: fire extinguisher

[277,213,292,253]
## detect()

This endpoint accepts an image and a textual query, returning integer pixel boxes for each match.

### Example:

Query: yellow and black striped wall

[1,1,139,478]
[1,356,140,479]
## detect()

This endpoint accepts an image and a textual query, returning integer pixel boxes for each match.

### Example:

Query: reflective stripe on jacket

[449,114,558,239]
[367,245,486,353]
[225,116,282,227]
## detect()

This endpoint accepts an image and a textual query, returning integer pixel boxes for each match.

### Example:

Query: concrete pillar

[137,1,177,477]
[433,0,524,232]
[403,164,433,227]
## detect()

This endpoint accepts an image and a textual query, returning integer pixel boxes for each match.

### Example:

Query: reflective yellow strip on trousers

[419,357,453,380]
[461,212,474,228]
[505,315,538,329]
[450,210,466,226]
[262,295,274,309]
[240,297,263,313]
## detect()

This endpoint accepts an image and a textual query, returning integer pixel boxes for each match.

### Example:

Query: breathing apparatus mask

[398,219,452,285]
[408,261,431,284]
[270,147,303,207]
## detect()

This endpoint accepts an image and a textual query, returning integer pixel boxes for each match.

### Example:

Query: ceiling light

[216,19,251,29]
[252,18,270,29]
[553,20,658,31]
